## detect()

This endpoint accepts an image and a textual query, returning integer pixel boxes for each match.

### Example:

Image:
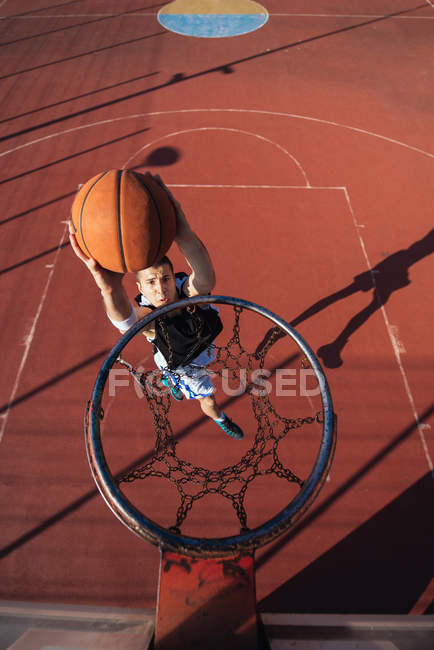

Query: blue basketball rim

[85,295,337,558]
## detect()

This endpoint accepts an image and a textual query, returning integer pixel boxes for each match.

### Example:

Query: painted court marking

[157,0,269,38]
[121,126,310,186]
[1,9,433,19]
[343,189,433,477]
[0,223,68,442]
[1,110,432,160]
[0,109,432,476]
[162,180,434,475]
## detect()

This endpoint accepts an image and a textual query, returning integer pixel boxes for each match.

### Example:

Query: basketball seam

[143,177,163,261]
[79,171,108,257]
[117,171,127,273]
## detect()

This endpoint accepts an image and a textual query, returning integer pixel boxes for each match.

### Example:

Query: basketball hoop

[85,295,337,648]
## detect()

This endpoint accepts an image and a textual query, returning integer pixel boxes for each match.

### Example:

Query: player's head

[136,256,177,308]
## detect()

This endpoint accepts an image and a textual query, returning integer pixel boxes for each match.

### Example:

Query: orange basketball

[71,169,177,272]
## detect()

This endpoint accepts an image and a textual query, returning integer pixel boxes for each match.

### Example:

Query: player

[69,173,243,440]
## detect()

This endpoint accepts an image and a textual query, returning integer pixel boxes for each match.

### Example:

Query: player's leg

[198,395,244,440]
[168,365,244,440]
[198,394,221,419]
[161,372,184,401]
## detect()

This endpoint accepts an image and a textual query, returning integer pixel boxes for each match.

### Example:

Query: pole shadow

[0,352,300,559]
[0,73,159,126]
[0,3,427,143]
[0,4,166,47]
[0,241,70,276]
[3,0,83,19]
[259,471,434,615]
[0,30,166,82]
[0,348,110,416]
[0,191,75,226]
[0,127,150,186]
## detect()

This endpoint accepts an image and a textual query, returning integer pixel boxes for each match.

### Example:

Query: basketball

[71,169,177,272]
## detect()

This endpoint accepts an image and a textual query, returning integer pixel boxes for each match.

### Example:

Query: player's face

[137,263,177,308]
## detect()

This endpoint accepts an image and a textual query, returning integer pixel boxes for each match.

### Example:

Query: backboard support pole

[154,548,259,650]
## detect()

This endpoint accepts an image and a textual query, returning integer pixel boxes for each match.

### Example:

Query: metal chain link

[116,306,323,536]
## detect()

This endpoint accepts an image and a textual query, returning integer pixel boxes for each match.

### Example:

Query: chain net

[114,305,323,535]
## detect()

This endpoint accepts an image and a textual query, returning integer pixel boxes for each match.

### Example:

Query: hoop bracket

[155,548,258,649]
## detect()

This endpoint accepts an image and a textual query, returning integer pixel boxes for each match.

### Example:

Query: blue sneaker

[161,374,184,401]
[215,413,244,440]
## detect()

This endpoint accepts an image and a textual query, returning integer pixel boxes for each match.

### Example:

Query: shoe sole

[217,422,244,440]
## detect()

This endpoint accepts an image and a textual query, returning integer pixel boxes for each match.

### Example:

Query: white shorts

[167,365,215,400]
[153,348,215,400]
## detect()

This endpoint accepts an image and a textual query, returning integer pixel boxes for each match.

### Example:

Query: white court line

[171,180,434,475]
[2,13,433,19]
[168,180,434,475]
[169,185,342,190]
[342,188,433,477]
[271,13,434,19]
[0,13,159,19]
[203,109,434,159]
[1,109,433,160]
[0,223,68,443]
[121,126,311,187]
[0,109,432,466]
[0,13,153,18]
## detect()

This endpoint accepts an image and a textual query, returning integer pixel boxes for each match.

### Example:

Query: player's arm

[70,222,156,337]
[69,221,133,324]
[152,175,216,296]
[134,305,156,339]
[176,221,216,297]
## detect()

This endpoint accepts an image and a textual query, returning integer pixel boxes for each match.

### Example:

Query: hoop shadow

[259,471,434,615]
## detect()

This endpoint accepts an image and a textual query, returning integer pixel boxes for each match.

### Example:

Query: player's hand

[149,172,192,242]
[68,220,124,293]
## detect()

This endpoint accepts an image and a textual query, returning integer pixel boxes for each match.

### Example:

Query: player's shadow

[259,471,434,615]
[309,228,434,368]
[257,229,434,368]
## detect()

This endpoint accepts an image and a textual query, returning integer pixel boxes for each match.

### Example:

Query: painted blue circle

[158,13,268,38]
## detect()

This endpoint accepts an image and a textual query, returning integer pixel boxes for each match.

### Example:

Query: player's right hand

[150,173,192,242]
[68,220,124,293]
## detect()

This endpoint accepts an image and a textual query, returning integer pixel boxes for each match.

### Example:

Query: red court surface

[1,0,433,634]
